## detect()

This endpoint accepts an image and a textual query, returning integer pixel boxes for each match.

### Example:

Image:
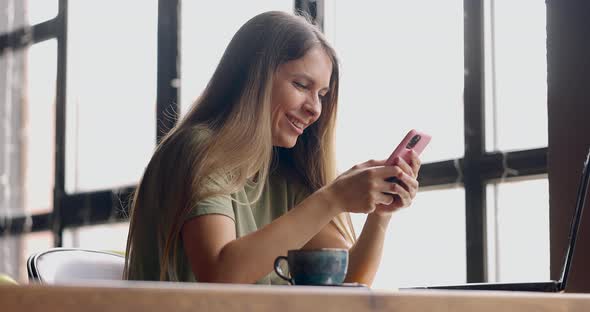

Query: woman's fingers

[375,191,394,206]
[357,162,421,209]
[389,183,412,206]
[354,159,388,170]
[374,183,411,208]
[375,169,417,205]
[333,159,419,214]
[392,156,416,178]
[368,166,415,193]
[397,171,419,198]
[369,165,403,180]
[409,150,422,176]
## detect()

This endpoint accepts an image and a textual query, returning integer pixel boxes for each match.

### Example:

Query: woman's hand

[373,150,422,216]
[307,151,421,286]
[324,159,406,214]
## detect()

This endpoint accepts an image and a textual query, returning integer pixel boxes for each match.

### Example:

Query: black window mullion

[52,0,69,247]
[2,214,51,235]
[463,0,487,282]
[295,0,324,30]
[60,187,135,228]
[0,18,59,53]
[481,148,547,181]
[156,0,180,144]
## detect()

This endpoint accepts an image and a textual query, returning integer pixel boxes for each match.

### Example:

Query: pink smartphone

[386,129,431,166]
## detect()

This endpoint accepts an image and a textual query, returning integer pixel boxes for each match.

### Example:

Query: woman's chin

[274,136,298,148]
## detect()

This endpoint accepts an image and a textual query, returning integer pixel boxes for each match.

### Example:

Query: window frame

[0,0,548,283]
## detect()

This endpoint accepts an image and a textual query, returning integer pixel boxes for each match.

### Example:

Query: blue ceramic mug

[273,248,348,286]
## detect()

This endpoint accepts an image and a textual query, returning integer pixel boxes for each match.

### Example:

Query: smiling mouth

[287,116,305,130]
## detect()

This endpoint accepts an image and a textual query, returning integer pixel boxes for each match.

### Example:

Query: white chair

[27,248,125,284]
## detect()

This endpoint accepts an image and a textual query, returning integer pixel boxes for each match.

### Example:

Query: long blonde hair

[124,11,355,281]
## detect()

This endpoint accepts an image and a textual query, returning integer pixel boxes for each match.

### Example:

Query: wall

[547,0,590,293]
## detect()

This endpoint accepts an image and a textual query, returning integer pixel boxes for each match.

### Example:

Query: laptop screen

[559,147,590,289]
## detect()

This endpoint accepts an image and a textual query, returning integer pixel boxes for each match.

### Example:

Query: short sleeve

[186,194,235,222]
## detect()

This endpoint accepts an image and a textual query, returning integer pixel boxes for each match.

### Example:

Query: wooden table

[2,281,590,311]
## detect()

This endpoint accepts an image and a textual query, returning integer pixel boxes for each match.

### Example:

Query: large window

[325,1,465,166]
[180,0,293,115]
[0,1,549,287]
[25,39,57,215]
[483,0,549,282]
[484,0,547,152]
[63,222,128,252]
[324,0,466,289]
[65,0,158,193]
[325,0,547,289]
[27,0,58,25]
[366,189,467,288]
[486,178,550,282]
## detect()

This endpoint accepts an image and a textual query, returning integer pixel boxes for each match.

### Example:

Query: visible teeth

[288,117,303,129]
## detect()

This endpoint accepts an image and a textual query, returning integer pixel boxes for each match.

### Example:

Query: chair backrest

[27,248,125,284]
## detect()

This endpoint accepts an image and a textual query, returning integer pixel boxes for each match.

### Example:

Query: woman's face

[270,47,333,148]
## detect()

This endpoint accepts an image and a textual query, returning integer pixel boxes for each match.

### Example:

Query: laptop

[403,147,590,292]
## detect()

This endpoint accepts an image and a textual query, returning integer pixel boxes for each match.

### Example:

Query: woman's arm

[301,214,391,286]
[304,152,421,286]
[344,213,391,285]
[183,189,340,284]
[182,162,400,284]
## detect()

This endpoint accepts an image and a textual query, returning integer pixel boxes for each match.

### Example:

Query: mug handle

[273,256,293,285]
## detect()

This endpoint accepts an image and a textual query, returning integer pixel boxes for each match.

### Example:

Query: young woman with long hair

[123,11,422,286]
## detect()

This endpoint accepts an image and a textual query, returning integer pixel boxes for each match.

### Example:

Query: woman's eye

[293,81,307,89]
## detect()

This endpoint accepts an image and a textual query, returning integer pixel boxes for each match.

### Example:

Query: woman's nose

[303,94,322,117]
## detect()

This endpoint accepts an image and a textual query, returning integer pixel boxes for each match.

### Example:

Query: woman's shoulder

[146,124,215,174]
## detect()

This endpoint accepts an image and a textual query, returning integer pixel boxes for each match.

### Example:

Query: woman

[124,11,421,286]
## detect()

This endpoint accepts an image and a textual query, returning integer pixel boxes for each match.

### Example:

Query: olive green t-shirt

[128,168,311,284]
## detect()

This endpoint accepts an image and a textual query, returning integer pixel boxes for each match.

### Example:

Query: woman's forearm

[212,188,341,283]
[345,213,392,286]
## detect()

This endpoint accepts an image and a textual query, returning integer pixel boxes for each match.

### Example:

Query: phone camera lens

[406,135,421,149]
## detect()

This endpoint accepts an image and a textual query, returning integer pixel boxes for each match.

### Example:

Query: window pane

[0,0,57,31]
[350,187,466,289]
[180,1,293,115]
[486,178,550,282]
[20,231,54,282]
[0,0,26,32]
[1,44,25,217]
[28,0,58,25]
[324,1,464,169]
[484,1,547,152]
[25,40,56,214]
[62,222,129,253]
[66,1,157,193]
[0,235,19,282]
